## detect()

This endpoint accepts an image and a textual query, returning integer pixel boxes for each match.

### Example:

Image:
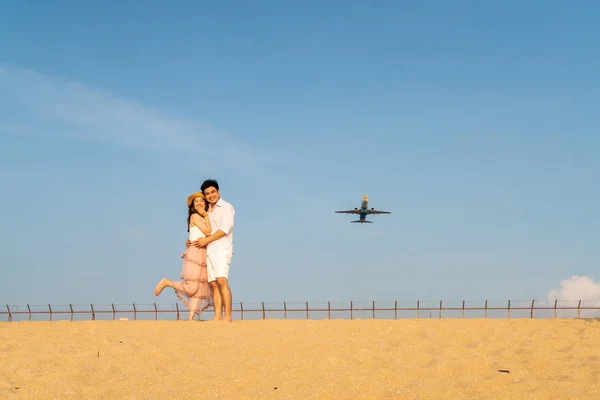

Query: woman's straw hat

[187,192,206,207]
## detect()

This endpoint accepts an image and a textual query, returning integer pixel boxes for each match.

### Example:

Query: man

[190,179,235,322]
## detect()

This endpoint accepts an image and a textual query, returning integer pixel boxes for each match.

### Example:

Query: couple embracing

[154,179,235,322]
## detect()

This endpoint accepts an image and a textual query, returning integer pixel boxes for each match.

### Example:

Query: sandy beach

[1,319,599,399]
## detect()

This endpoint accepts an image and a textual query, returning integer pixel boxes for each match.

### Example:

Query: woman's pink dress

[173,226,213,316]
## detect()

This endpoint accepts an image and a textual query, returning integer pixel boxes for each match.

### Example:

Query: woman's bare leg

[154,278,173,296]
[154,278,187,296]
[187,297,200,321]
[155,278,200,321]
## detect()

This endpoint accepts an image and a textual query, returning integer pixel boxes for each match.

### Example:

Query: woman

[154,192,214,321]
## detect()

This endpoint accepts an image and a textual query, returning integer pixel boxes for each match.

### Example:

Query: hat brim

[187,192,206,207]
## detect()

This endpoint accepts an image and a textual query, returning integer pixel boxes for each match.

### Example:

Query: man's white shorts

[206,250,232,282]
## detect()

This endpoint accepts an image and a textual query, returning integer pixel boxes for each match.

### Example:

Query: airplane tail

[351,220,372,223]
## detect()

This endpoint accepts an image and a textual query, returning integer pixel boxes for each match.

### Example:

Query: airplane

[334,196,391,223]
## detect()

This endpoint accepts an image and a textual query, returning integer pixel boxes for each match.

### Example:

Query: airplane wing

[367,209,391,214]
[335,209,360,214]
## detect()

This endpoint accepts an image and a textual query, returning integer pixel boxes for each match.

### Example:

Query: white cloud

[0,65,339,215]
[547,275,600,318]
[0,65,255,166]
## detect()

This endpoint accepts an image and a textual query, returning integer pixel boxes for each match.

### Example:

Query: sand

[1,319,599,399]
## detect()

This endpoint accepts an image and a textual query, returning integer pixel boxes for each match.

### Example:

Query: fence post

[48,304,53,321]
[485,300,488,318]
[240,302,244,320]
[417,300,420,318]
[350,301,353,320]
[553,299,557,318]
[394,300,397,320]
[305,301,309,319]
[283,301,287,320]
[133,303,137,320]
[328,301,331,320]
[372,301,375,319]
[69,304,74,321]
[27,304,32,321]
[530,299,535,319]
[577,300,581,318]
[261,302,265,320]
[111,304,116,320]
[6,305,11,322]
[439,300,442,319]
[175,303,180,321]
[462,300,465,319]
[153,303,158,321]
[90,304,96,321]
[507,300,511,319]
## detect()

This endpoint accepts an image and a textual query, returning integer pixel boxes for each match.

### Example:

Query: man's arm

[198,230,226,246]
[196,203,234,247]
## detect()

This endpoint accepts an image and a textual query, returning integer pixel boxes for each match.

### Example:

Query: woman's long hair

[187,197,209,231]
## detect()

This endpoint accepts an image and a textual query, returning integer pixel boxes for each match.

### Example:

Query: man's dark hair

[201,179,219,193]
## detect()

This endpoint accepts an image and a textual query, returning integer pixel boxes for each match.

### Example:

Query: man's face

[203,186,220,205]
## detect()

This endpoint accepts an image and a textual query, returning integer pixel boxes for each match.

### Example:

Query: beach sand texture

[1,319,599,399]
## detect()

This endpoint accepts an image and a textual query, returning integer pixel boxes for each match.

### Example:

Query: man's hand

[194,237,209,248]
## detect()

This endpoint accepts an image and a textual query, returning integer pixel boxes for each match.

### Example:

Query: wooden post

[175,303,180,321]
[350,301,353,320]
[154,303,158,321]
[439,300,442,319]
[577,300,581,318]
[394,300,398,320]
[283,301,287,320]
[70,304,74,321]
[6,305,11,322]
[372,301,375,319]
[111,304,116,320]
[305,301,309,320]
[48,304,53,321]
[462,300,465,319]
[553,299,557,318]
[133,303,137,321]
[507,300,511,319]
[261,302,265,320]
[27,304,31,321]
[417,300,420,318]
[240,302,244,321]
[90,304,96,321]
[485,300,488,318]
[328,301,331,320]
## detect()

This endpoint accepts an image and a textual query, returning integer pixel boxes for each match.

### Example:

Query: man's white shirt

[207,197,234,255]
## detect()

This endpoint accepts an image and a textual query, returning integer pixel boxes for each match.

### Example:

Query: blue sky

[1,0,599,310]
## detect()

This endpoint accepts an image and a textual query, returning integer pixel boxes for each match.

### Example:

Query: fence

[2,299,600,322]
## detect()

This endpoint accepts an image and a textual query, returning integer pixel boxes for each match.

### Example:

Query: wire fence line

[2,299,600,322]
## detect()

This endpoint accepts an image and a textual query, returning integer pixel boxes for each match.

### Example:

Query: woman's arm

[191,213,212,236]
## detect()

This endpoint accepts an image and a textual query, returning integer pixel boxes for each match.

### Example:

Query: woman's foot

[154,278,170,296]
